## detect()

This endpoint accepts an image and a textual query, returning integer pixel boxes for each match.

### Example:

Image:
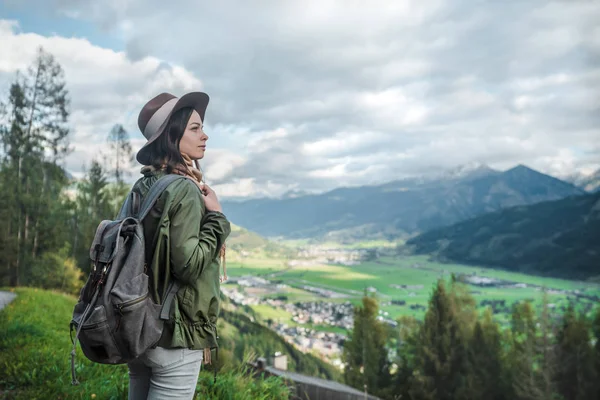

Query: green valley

[226,254,600,318]
[221,244,600,368]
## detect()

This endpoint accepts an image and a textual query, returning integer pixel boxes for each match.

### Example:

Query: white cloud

[0,19,209,182]
[2,0,600,198]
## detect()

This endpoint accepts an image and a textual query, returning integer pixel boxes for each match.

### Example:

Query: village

[221,274,399,365]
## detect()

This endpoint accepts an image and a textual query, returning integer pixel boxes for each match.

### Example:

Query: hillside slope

[406,192,600,280]
[0,288,334,399]
[222,164,584,240]
[227,224,296,259]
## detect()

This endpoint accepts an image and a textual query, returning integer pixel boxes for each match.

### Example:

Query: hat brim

[136,92,210,165]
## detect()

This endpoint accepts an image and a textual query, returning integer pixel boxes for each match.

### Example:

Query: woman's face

[179,110,208,160]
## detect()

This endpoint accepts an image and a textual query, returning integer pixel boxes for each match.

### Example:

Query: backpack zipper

[114,293,149,331]
[115,292,149,314]
[80,322,101,330]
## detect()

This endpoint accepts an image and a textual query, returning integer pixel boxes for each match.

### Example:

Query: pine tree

[508,301,537,400]
[593,308,600,397]
[393,315,420,399]
[0,47,71,285]
[342,295,391,398]
[107,123,133,184]
[106,124,133,217]
[537,291,557,400]
[553,305,597,400]
[0,78,31,285]
[409,279,473,400]
[72,160,112,273]
[507,300,557,400]
[22,47,71,263]
[467,308,507,400]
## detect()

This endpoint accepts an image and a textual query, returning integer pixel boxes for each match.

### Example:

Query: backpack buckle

[94,244,105,257]
[93,244,105,266]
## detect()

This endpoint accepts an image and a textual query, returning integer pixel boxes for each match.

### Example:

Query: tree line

[343,277,600,400]
[0,47,133,292]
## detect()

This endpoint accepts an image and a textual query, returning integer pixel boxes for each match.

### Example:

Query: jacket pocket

[177,284,194,308]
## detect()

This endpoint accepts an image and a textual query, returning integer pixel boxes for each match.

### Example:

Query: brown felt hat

[136,91,210,165]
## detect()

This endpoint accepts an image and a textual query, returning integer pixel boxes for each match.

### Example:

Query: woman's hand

[200,184,223,213]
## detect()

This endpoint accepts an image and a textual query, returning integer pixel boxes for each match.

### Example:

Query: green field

[226,254,600,324]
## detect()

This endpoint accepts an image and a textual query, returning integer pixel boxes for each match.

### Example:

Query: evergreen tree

[467,308,507,400]
[393,315,420,399]
[553,305,597,400]
[107,123,133,184]
[593,308,600,397]
[537,291,558,400]
[0,47,71,285]
[72,160,112,273]
[106,124,133,217]
[508,300,551,400]
[409,279,473,400]
[342,295,391,398]
[22,47,71,264]
[0,79,29,285]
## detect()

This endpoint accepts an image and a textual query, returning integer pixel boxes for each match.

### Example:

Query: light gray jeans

[128,347,203,400]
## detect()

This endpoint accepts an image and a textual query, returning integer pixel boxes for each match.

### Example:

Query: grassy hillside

[0,288,292,399]
[217,307,341,381]
[407,192,600,280]
[227,224,297,259]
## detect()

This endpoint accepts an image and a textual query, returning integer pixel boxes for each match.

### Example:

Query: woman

[127,92,231,399]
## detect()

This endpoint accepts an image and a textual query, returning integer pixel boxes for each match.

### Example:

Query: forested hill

[407,192,600,280]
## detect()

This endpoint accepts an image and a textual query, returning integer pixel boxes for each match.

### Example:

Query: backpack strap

[132,192,141,216]
[160,281,181,320]
[116,191,142,220]
[137,174,197,321]
[70,288,101,385]
[137,174,187,221]
[116,192,133,219]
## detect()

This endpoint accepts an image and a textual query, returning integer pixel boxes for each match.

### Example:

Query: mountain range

[406,191,600,280]
[221,164,585,241]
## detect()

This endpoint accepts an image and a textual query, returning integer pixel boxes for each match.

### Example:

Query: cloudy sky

[1,0,599,198]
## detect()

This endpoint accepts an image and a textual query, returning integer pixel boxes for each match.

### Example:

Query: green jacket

[131,169,231,350]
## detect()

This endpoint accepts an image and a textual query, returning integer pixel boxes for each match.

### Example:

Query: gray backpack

[69,174,187,385]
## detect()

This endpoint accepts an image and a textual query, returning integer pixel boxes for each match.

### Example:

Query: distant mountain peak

[499,164,585,196]
[431,162,498,181]
[503,164,543,177]
[511,163,534,171]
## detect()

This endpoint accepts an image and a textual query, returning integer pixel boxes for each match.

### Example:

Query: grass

[250,305,295,325]
[0,288,289,400]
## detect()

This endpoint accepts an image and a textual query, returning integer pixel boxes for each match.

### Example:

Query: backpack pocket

[77,305,122,364]
[115,294,163,359]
